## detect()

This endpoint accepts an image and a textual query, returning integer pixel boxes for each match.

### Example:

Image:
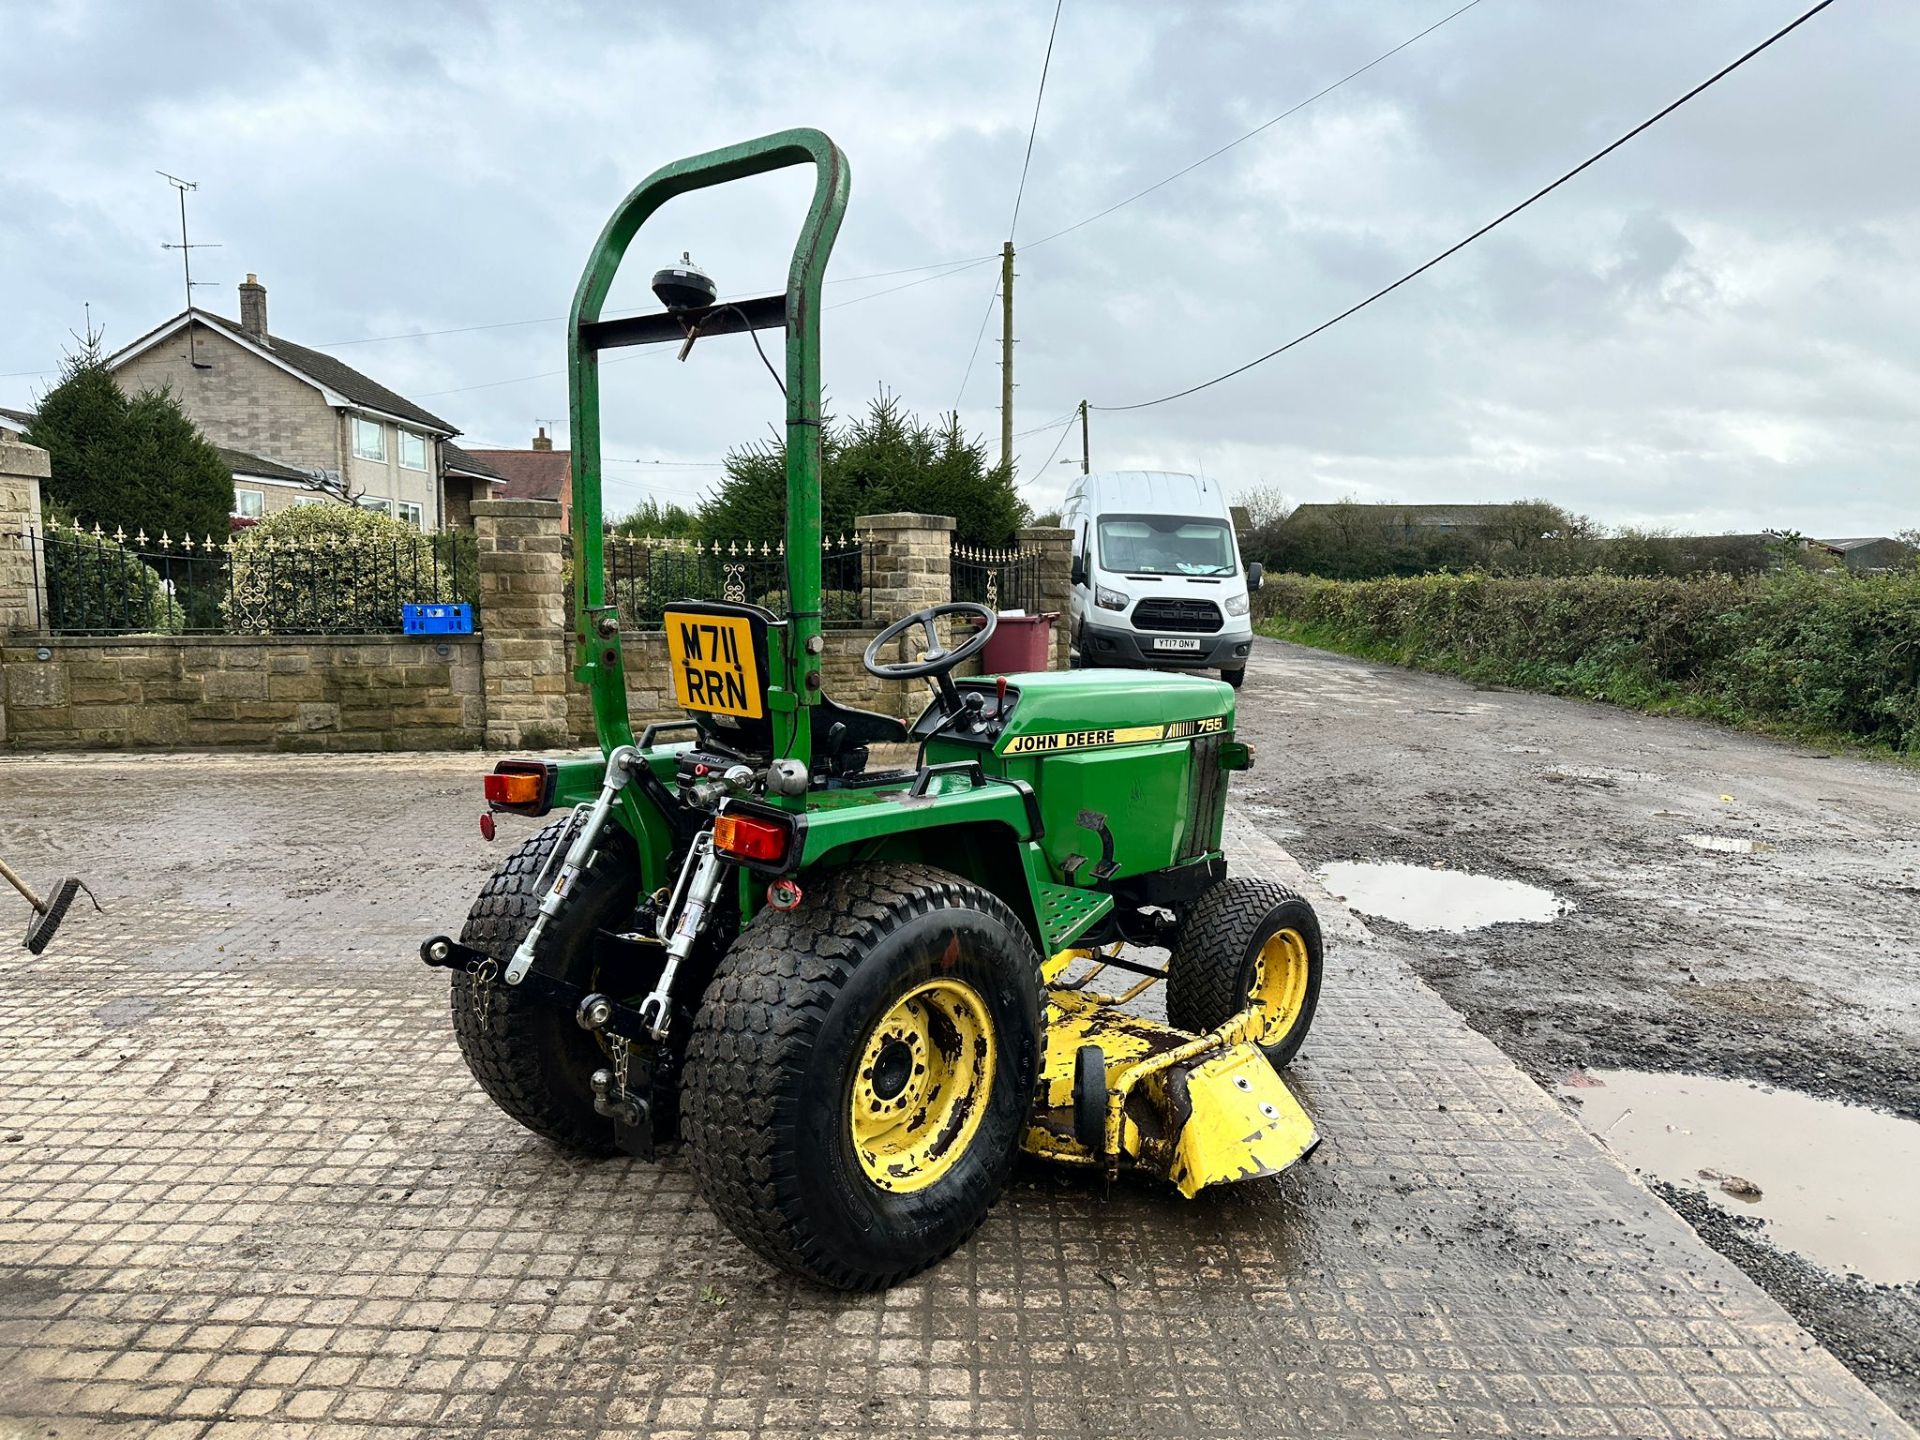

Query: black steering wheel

[864,603,997,720]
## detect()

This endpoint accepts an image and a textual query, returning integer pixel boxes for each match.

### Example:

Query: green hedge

[1255,571,1920,753]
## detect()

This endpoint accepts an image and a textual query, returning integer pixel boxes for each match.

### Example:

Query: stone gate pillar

[472,498,572,749]
[0,438,48,638]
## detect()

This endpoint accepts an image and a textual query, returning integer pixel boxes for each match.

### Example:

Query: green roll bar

[566,127,849,790]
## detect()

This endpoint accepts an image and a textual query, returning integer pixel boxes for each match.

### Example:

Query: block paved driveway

[0,753,1909,1439]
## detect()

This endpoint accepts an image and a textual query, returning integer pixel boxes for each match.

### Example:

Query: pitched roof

[107,309,458,436]
[194,312,457,434]
[0,406,35,431]
[1818,536,1910,552]
[216,446,315,485]
[462,446,571,503]
[442,442,506,481]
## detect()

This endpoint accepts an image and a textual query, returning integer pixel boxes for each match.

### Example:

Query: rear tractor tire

[449,818,641,1155]
[682,862,1042,1291]
[1166,876,1323,1069]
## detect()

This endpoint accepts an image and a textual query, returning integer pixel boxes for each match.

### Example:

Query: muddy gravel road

[1228,637,1920,1421]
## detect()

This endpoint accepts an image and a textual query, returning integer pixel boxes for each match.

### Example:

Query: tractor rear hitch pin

[504,745,639,986]
[635,830,726,1040]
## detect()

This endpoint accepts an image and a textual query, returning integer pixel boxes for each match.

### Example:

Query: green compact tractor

[422,129,1325,1291]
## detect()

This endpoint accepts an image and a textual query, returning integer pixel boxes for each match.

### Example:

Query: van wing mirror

[1070,554,1086,586]
[1246,561,1264,591]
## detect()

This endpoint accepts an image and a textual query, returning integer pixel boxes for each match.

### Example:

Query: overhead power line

[1026,0,1489,252]
[1009,0,1066,242]
[1093,0,1838,414]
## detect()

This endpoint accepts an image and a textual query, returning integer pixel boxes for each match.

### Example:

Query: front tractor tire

[682,863,1042,1291]
[450,818,639,1155]
[1167,877,1324,1069]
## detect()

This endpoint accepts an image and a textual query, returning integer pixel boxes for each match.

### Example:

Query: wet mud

[1232,639,1920,1423]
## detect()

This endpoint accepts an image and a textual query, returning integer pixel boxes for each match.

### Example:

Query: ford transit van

[1061,471,1262,688]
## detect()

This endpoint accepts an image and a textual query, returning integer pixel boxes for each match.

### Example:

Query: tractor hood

[983,669,1234,755]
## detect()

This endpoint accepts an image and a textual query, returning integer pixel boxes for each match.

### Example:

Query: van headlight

[1095,585,1129,612]
[1225,593,1250,617]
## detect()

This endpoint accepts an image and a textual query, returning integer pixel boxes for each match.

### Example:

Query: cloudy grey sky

[2,0,1912,535]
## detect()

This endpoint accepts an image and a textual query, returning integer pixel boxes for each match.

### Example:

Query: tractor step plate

[1032,881,1115,954]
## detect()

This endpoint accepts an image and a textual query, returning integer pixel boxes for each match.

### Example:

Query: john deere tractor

[422,129,1324,1291]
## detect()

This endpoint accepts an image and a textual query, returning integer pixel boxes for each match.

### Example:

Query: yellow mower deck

[1026,952,1319,1197]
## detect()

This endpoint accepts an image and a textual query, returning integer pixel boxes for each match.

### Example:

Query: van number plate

[1153,637,1202,653]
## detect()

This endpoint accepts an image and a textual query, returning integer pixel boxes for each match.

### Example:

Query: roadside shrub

[1255,569,1920,753]
[42,528,185,635]
[227,504,476,634]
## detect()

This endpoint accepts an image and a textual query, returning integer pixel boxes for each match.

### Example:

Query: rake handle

[0,855,46,913]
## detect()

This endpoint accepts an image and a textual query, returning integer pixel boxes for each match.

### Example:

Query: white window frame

[232,488,266,519]
[352,416,386,462]
[398,429,428,471]
[356,494,394,516]
[395,500,424,529]
[293,495,329,507]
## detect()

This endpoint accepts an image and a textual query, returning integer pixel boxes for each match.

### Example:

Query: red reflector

[484,772,544,806]
[479,812,496,841]
[713,813,790,864]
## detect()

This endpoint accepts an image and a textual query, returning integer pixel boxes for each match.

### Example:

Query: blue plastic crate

[402,603,473,635]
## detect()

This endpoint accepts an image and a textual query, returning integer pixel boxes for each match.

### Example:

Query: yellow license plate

[664,611,763,718]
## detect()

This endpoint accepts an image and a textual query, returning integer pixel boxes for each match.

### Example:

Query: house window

[293,495,329,507]
[352,416,386,461]
[395,500,424,529]
[233,488,265,519]
[398,430,428,471]
[356,495,394,516]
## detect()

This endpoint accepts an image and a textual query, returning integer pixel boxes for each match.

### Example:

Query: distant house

[104,275,497,529]
[0,407,32,440]
[463,427,573,532]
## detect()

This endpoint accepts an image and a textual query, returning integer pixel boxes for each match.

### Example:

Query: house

[0,407,32,440]
[105,275,498,529]
[463,427,573,531]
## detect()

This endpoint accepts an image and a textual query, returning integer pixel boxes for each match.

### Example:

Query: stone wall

[0,635,482,750]
[2,474,1072,752]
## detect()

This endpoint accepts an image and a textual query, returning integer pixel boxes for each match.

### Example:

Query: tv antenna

[158,171,220,369]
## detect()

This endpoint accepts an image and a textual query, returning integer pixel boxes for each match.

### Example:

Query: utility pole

[999,241,1015,473]
[157,171,220,369]
[1079,399,1090,474]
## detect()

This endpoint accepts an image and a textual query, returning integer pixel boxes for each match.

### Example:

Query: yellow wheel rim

[850,978,997,1194]
[1248,928,1311,1045]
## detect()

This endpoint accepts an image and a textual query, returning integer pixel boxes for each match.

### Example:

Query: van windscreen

[1096,514,1236,577]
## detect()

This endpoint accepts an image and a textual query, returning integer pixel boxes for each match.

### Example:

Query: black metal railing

[950,540,1041,613]
[20,523,477,636]
[605,534,872,629]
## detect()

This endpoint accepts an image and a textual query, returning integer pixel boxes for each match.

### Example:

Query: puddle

[1682,834,1773,855]
[1558,1069,1920,1285]
[1317,861,1572,934]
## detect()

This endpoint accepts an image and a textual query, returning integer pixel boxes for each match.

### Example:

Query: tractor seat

[661,600,909,767]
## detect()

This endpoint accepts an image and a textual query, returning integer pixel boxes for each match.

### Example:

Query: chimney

[239,274,268,343]
[531,425,552,452]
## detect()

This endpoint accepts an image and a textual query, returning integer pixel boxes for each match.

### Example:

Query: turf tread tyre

[450,819,635,1155]
[1166,876,1323,1068]
[682,862,1041,1291]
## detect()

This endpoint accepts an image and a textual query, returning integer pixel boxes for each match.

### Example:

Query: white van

[1061,470,1263,688]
